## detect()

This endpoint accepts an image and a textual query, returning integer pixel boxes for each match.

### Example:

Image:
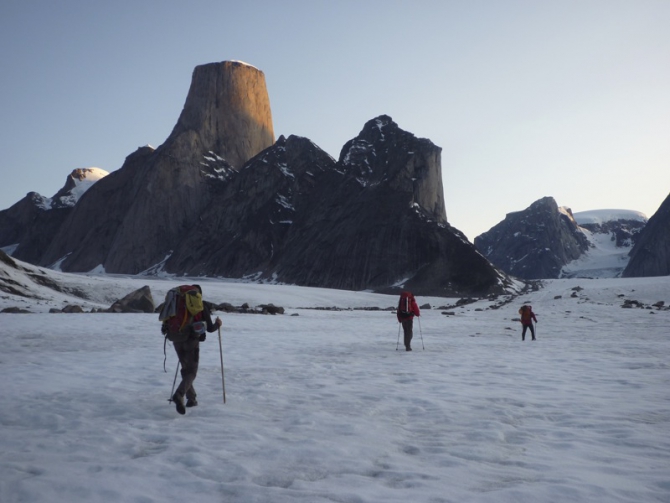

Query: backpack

[159,285,205,343]
[398,292,413,317]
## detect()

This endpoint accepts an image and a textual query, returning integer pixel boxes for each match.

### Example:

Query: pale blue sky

[1,0,669,241]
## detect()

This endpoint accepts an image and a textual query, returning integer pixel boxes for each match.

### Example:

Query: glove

[199,334,206,342]
[161,323,168,335]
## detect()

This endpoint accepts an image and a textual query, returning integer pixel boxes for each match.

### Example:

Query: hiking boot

[186,398,198,408]
[406,347,412,351]
[173,393,186,415]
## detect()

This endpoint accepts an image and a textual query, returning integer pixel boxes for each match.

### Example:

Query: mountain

[623,192,670,277]
[474,197,589,279]
[0,168,108,264]
[38,61,275,274]
[474,199,651,280]
[159,116,508,296]
[0,62,510,297]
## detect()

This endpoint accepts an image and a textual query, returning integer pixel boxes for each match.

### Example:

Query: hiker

[161,285,222,414]
[397,291,420,351]
[518,304,537,341]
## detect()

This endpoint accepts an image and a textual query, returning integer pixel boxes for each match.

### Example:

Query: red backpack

[519,305,533,323]
[398,291,413,317]
[159,285,205,342]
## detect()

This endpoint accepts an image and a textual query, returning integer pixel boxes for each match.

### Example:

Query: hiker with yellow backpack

[518,304,538,341]
[159,284,222,415]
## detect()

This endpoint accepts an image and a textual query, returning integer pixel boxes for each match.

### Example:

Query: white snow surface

[561,209,648,278]
[63,167,108,206]
[560,228,631,279]
[1,263,669,503]
[573,209,648,225]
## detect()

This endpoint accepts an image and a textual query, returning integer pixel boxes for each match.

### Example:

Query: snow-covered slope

[561,209,648,278]
[1,256,669,503]
[39,167,109,209]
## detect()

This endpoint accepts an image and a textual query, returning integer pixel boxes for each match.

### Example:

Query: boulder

[109,286,155,313]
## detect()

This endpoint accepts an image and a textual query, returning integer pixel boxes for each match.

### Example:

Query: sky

[1,0,669,242]
[1,257,669,502]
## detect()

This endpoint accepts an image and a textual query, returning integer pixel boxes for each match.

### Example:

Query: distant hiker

[160,284,222,415]
[397,291,420,351]
[518,304,537,341]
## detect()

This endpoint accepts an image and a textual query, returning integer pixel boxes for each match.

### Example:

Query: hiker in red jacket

[518,304,537,341]
[397,291,420,351]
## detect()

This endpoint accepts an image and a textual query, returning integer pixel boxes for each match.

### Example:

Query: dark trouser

[522,323,535,341]
[173,339,200,400]
[401,318,414,349]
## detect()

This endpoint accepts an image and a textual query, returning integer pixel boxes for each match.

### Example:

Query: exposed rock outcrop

[623,192,670,277]
[166,61,274,171]
[474,197,589,279]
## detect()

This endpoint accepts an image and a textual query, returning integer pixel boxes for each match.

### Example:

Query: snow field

[0,277,669,502]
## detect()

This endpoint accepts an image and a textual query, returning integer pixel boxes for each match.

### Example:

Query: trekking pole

[396,323,401,350]
[168,361,180,403]
[418,316,425,350]
[218,325,226,404]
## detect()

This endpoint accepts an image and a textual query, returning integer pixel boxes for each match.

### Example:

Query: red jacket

[397,292,420,322]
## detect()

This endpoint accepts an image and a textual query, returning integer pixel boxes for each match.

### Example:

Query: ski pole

[168,361,180,402]
[218,325,226,404]
[396,322,401,350]
[418,316,425,350]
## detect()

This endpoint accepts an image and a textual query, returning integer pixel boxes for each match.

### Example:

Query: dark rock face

[165,134,337,278]
[474,197,589,279]
[268,116,498,295]
[165,116,506,296]
[0,193,66,262]
[623,193,670,277]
